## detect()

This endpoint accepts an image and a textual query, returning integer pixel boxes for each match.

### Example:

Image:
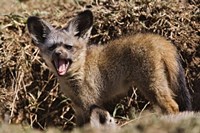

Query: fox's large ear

[64,10,93,40]
[27,16,52,45]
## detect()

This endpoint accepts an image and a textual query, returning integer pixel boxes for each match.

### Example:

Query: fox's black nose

[55,51,62,56]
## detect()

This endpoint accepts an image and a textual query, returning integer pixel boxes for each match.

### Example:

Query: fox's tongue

[57,59,69,76]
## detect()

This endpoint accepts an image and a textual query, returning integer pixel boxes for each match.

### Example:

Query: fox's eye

[64,45,73,50]
[48,44,57,51]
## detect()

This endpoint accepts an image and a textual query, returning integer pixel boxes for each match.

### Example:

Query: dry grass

[0,0,200,132]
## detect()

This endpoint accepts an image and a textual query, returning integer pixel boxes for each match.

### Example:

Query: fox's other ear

[27,16,52,45]
[65,10,93,40]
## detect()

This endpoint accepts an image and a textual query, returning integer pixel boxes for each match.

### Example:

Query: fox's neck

[67,52,86,82]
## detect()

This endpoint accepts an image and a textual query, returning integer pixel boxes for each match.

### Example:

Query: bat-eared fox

[27,10,191,126]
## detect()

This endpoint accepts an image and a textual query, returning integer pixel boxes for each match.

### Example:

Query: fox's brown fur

[27,10,191,126]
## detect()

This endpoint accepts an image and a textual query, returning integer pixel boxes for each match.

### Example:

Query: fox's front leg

[72,105,90,126]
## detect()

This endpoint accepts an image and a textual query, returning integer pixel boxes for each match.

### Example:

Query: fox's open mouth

[53,58,72,76]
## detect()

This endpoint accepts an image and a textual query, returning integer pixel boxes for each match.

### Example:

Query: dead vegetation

[0,0,200,131]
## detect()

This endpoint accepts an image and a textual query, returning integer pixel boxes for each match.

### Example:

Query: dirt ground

[0,0,200,132]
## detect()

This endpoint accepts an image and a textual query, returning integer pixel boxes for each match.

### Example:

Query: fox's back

[103,33,177,60]
[94,34,178,81]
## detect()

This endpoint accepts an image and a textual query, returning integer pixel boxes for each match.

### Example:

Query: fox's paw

[166,100,179,114]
